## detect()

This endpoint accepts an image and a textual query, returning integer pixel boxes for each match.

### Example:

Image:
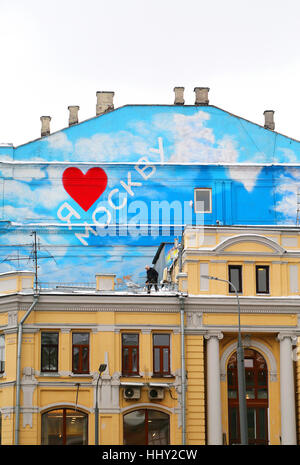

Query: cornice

[18,304,180,313]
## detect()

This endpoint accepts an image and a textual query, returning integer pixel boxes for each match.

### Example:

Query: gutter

[14,295,39,445]
[179,294,186,445]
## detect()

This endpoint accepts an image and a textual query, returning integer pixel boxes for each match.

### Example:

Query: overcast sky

[1,0,300,147]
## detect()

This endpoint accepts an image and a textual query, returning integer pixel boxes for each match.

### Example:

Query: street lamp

[95,363,107,445]
[201,274,248,445]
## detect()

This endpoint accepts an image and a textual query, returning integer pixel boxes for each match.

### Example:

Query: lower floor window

[41,408,88,445]
[123,409,170,445]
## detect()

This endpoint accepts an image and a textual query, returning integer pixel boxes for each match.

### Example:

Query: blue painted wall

[0,105,299,285]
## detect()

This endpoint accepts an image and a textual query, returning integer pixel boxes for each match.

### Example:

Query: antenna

[31,231,38,294]
[29,232,56,293]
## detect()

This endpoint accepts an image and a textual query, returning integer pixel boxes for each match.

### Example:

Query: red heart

[62,167,108,212]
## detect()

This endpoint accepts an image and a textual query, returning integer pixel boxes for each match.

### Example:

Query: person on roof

[145,265,159,294]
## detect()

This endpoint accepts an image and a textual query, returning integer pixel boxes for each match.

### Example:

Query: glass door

[227,349,269,445]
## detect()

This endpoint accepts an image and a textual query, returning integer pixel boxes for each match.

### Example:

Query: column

[205,332,223,445]
[278,333,297,445]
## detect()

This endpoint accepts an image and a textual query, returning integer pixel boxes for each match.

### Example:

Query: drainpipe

[15,295,39,445]
[177,239,186,444]
[179,294,186,445]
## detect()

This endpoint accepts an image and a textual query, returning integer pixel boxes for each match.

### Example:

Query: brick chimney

[68,106,80,126]
[174,87,185,105]
[96,91,115,116]
[40,116,51,137]
[194,87,210,105]
[263,110,275,131]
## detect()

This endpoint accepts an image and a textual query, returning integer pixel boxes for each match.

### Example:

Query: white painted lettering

[57,202,80,230]
[75,222,98,246]
[135,157,156,180]
[120,172,142,196]
[92,206,112,227]
[150,136,164,164]
[108,189,128,210]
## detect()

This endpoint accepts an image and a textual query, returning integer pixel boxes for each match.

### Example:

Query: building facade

[1,224,300,444]
[0,271,205,445]
[174,225,300,445]
[1,87,300,445]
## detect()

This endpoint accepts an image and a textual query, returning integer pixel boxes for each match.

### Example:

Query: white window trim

[194,188,212,213]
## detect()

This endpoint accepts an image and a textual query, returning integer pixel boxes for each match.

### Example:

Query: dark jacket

[146,267,158,283]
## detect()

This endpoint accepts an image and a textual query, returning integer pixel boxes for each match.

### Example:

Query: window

[72,333,89,374]
[194,188,212,213]
[41,408,88,445]
[228,265,242,293]
[153,334,170,376]
[227,349,268,445]
[122,333,139,376]
[256,266,269,294]
[41,332,59,372]
[0,335,4,374]
[123,409,170,445]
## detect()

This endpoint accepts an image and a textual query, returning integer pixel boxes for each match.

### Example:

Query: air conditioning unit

[148,387,164,400]
[123,387,141,400]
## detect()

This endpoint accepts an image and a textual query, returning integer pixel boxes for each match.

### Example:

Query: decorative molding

[277,332,298,344]
[220,338,278,382]
[186,311,202,328]
[213,234,287,255]
[21,367,38,428]
[120,403,175,415]
[20,305,180,313]
[7,311,18,327]
[39,402,92,414]
[204,332,224,341]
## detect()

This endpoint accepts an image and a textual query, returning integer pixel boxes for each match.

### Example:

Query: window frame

[228,265,243,294]
[255,265,270,294]
[152,333,171,376]
[41,331,59,373]
[122,333,139,376]
[41,408,88,445]
[194,188,212,214]
[72,332,90,374]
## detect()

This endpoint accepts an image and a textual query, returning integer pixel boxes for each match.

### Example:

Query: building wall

[0,282,206,445]
[177,226,300,445]
[0,104,300,286]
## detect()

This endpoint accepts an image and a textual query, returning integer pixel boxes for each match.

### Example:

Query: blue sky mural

[0,104,300,284]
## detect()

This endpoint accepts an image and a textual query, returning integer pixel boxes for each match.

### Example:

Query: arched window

[227,349,268,445]
[41,408,88,445]
[123,409,170,445]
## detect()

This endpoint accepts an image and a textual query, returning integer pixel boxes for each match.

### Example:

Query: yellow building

[175,225,300,445]
[0,270,204,445]
[1,224,300,445]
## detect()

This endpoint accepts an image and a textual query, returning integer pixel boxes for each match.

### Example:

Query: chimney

[263,110,275,131]
[68,106,80,126]
[40,116,51,137]
[194,87,210,105]
[174,87,185,105]
[96,91,115,116]
[96,273,116,291]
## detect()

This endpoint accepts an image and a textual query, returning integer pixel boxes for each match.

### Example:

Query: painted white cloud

[47,132,73,152]
[274,168,300,222]
[275,148,298,163]
[13,165,46,181]
[228,166,262,192]
[3,177,66,212]
[154,110,262,191]
[161,113,238,163]
[75,131,149,161]
[3,205,42,222]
